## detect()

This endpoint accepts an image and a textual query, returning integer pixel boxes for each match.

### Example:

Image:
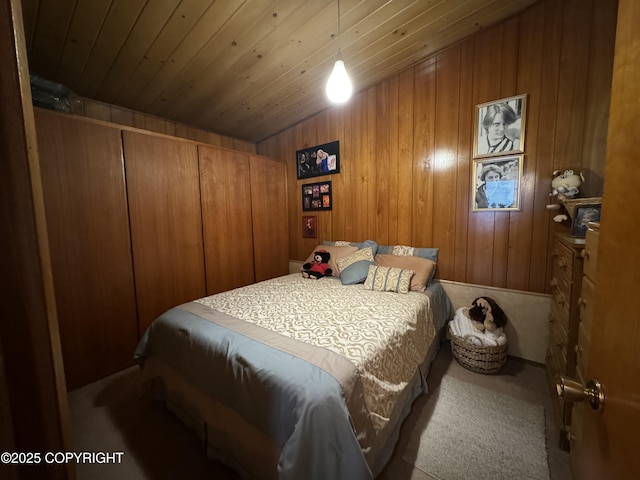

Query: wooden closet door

[199,146,255,294]
[35,109,138,390]
[249,155,289,281]
[123,131,205,336]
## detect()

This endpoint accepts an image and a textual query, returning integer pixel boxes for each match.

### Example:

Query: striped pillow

[364,265,414,294]
[335,247,375,272]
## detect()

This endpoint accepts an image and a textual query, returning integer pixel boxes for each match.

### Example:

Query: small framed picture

[570,205,602,238]
[296,141,340,179]
[302,181,332,211]
[474,94,527,158]
[472,156,523,211]
[302,216,317,238]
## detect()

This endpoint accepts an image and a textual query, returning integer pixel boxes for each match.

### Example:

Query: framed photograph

[302,181,332,211]
[474,94,527,158]
[302,216,317,238]
[472,155,523,211]
[570,204,602,238]
[296,141,340,179]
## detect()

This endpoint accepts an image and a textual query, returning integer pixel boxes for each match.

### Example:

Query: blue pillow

[377,245,439,263]
[324,239,379,256]
[340,260,376,285]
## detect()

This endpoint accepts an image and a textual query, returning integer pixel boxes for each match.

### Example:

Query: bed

[134,243,451,480]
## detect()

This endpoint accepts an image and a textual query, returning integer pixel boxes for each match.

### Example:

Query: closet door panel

[35,109,138,390]
[123,131,205,336]
[249,155,289,281]
[199,146,255,294]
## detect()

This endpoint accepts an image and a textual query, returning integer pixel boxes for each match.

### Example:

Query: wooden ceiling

[21,0,538,143]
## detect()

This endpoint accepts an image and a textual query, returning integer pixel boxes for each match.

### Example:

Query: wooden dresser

[570,222,600,471]
[546,233,585,450]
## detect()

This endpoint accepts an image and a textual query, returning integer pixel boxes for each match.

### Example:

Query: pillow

[376,244,439,283]
[302,245,358,277]
[363,265,414,294]
[359,239,379,256]
[323,239,379,255]
[376,244,439,263]
[323,240,362,247]
[335,247,376,285]
[374,254,436,292]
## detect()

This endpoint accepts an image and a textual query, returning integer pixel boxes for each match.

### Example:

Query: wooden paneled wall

[73,97,256,154]
[257,0,618,294]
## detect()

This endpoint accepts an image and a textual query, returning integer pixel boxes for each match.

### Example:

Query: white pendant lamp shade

[326,56,352,104]
[326,0,351,104]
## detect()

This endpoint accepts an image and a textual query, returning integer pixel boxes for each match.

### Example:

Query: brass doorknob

[556,376,605,412]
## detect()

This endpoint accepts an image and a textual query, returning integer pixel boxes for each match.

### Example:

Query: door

[123,131,206,336]
[199,145,255,294]
[249,154,289,282]
[575,0,640,477]
[36,109,139,389]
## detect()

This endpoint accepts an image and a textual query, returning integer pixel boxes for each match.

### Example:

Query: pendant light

[325,0,352,104]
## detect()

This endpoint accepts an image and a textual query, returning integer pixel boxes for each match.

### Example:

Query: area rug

[402,375,550,480]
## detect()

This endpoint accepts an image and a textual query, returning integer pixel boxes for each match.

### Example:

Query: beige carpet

[402,375,549,480]
[68,345,571,480]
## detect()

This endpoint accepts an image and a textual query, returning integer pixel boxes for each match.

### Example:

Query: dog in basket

[468,296,507,343]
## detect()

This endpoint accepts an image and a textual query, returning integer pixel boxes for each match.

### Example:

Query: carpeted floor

[402,376,548,479]
[68,343,572,480]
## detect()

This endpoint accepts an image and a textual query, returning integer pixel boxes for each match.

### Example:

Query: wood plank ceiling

[21,0,538,143]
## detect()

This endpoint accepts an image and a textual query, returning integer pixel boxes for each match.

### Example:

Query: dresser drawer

[576,322,590,380]
[551,293,570,330]
[570,400,585,449]
[579,276,596,334]
[549,316,568,373]
[552,242,576,291]
[583,227,599,281]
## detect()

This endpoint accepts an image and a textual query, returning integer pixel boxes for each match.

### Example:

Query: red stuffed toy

[302,250,332,279]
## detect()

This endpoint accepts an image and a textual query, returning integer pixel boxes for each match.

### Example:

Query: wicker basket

[449,326,508,374]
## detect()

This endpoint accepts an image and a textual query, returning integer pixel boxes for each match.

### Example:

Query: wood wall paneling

[199,145,255,294]
[36,109,139,390]
[78,97,257,154]
[123,131,206,335]
[453,39,474,282]
[257,0,618,294]
[515,3,546,292]
[433,47,461,283]
[249,155,289,282]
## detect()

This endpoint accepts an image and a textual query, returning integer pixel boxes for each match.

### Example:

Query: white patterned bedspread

[195,273,437,431]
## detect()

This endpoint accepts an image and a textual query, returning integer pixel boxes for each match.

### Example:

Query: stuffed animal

[546,169,583,210]
[302,250,332,279]
[468,297,507,333]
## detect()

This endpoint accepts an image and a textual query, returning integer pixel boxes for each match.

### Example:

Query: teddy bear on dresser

[469,296,507,345]
[302,250,332,279]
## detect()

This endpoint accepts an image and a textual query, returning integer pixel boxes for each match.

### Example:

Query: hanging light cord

[337,0,341,49]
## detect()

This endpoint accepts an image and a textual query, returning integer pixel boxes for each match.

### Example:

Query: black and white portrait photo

[474,94,527,158]
[472,156,523,211]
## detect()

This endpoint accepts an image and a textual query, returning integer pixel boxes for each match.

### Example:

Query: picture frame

[302,181,332,211]
[302,216,317,238]
[570,204,602,238]
[472,155,523,211]
[474,94,527,158]
[296,141,340,179]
